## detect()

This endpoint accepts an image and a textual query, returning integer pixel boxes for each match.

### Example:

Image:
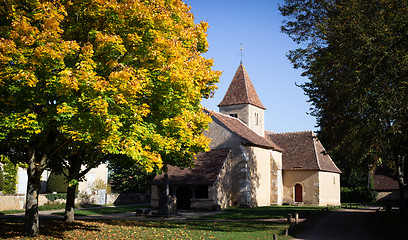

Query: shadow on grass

[52,205,149,216]
[101,219,289,233]
[0,219,100,239]
[291,208,404,239]
[0,219,291,239]
[364,210,408,240]
[194,205,330,220]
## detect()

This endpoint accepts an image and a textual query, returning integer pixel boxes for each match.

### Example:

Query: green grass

[53,205,149,216]
[341,201,401,209]
[0,202,67,214]
[193,205,331,220]
[38,202,66,211]
[341,202,368,208]
[0,206,335,239]
[1,204,147,216]
[0,219,292,239]
[0,209,25,214]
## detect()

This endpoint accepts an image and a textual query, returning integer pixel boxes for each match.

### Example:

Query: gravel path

[294,208,377,240]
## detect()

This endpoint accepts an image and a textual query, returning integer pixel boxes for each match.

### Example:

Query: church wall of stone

[206,119,242,150]
[318,171,341,206]
[214,153,232,208]
[270,151,283,205]
[218,104,265,137]
[219,104,249,125]
[205,120,250,206]
[247,105,265,137]
[246,146,272,206]
[282,170,320,205]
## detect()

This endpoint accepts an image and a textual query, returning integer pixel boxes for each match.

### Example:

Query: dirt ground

[293,208,377,240]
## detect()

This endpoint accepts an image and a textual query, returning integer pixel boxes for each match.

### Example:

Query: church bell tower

[218,63,266,136]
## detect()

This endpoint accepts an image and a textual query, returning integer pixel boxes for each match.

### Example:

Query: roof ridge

[214,111,250,126]
[211,111,283,152]
[312,135,322,171]
[243,65,250,104]
[269,130,314,135]
[264,130,276,134]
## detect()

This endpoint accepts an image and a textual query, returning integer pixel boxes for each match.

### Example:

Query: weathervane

[240,43,243,64]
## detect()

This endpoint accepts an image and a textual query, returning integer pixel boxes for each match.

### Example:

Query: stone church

[151,63,341,210]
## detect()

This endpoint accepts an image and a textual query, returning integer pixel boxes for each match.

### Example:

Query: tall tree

[280,0,408,203]
[0,0,220,235]
[47,142,111,223]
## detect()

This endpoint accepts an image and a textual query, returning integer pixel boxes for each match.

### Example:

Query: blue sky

[184,0,317,133]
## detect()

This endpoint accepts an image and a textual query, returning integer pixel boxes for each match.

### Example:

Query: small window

[230,114,238,118]
[195,185,208,199]
[255,113,259,126]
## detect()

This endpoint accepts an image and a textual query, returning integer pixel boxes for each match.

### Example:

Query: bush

[89,178,111,193]
[0,167,4,191]
[0,156,18,194]
[341,186,378,203]
[38,201,66,211]
[45,193,67,202]
[47,171,68,193]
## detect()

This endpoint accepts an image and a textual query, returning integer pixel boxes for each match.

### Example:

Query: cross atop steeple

[240,43,243,64]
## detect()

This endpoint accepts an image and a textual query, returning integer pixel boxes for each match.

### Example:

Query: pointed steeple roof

[218,63,266,109]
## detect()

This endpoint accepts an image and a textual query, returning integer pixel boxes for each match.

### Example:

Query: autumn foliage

[0,0,220,235]
[0,0,220,170]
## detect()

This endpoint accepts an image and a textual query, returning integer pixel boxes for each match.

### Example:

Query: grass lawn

[52,205,149,216]
[0,204,147,216]
[0,219,292,239]
[0,209,25,214]
[0,205,335,239]
[194,205,331,220]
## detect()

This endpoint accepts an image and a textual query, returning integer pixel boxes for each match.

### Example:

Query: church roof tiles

[266,131,341,173]
[152,148,230,185]
[210,111,283,152]
[218,64,266,110]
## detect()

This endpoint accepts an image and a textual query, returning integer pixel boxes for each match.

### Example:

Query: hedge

[0,156,18,194]
[341,186,378,203]
[46,171,68,193]
[0,167,4,191]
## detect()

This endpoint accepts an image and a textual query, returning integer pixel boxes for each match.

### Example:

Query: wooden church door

[295,184,303,202]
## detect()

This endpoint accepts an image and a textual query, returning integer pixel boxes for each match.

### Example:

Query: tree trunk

[397,165,406,214]
[64,153,83,222]
[24,129,57,235]
[159,174,170,216]
[24,155,42,236]
[64,184,77,222]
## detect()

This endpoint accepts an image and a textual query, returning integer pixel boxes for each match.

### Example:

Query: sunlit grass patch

[193,205,331,220]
